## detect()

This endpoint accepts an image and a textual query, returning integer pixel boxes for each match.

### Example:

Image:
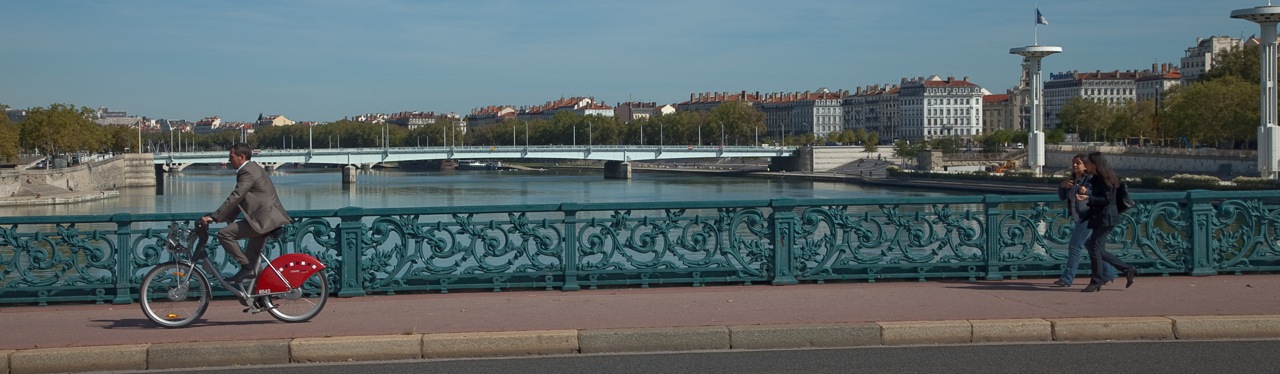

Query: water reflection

[0,167,960,216]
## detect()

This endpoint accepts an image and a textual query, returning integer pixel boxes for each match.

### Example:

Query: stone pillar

[342,165,357,184]
[603,161,631,179]
[917,149,943,171]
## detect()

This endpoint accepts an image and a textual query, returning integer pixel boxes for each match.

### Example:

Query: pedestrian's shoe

[1080,284,1102,292]
[1053,280,1070,287]
[1124,269,1136,288]
[230,266,256,284]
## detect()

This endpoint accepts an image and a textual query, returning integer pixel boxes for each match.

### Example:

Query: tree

[19,104,102,159]
[0,104,18,161]
[708,101,766,146]
[1201,44,1260,84]
[864,132,879,152]
[892,139,925,158]
[1162,75,1258,148]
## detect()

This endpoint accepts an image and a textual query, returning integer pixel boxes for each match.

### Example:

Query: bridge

[154,145,799,179]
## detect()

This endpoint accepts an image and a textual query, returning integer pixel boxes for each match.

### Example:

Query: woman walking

[1077,152,1137,292]
[1055,154,1116,287]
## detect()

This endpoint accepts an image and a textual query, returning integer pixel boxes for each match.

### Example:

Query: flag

[1036,8,1048,25]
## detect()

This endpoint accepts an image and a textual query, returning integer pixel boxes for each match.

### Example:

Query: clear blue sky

[0,0,1272,123]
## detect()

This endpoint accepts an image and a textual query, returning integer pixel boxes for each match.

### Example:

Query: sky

[1,0,1275,123]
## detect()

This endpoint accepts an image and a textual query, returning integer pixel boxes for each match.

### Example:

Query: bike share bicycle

[139,220,329,328]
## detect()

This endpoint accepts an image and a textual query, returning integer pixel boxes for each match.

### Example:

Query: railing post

[1186,190,1218,276]
[561,203,581,291]
[111,213,134,305]
[335,206,368,297]
[983,195,1006,281]
[768,198,799,285]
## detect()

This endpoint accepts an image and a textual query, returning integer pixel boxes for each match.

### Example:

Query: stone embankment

[0,154,154,206]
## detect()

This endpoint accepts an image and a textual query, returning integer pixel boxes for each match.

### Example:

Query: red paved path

[2,275,1277,350]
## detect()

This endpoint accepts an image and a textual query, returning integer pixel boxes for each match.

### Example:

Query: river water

[2,166,962,217]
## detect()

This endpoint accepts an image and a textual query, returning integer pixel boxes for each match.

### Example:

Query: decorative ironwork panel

[1210,197,1280,273]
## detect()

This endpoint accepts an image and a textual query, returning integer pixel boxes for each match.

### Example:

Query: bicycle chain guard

[254,253,326,295]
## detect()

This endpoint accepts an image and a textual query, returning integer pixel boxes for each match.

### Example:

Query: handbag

[1116,183,1136,213]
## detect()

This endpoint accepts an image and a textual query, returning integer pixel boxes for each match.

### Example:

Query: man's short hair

[230,143,253,160]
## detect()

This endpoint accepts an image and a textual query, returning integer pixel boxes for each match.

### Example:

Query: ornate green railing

[2,189,1279,305]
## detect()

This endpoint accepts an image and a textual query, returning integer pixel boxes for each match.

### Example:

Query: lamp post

[1010,44,1063,177]
[720,121,725,147]
[1232,4,1280,178]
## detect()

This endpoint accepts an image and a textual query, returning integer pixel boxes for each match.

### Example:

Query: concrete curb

[1169,315,1280,340]
[728,323,880,349]
[292,335,422,363]
[579,326,730,354]
[10,344,148,374]
[880,320,973,345]
[423,330,578,358]
[5,317,1280,373]
[1050,317,1176,341]
[148,339,289,369]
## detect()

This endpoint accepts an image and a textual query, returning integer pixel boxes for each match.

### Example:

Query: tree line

[6,45,1263,163]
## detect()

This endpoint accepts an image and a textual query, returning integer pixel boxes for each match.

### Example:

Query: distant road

[126,340,1280,374]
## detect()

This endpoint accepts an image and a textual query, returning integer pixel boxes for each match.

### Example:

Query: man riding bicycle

[201,143,292,283]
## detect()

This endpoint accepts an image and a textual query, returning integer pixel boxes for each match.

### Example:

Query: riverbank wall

[0,154,154,204]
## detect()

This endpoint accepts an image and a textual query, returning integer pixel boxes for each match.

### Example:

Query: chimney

[963,76,969,82]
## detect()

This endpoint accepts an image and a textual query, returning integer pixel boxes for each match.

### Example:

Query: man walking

[201,143,291,283]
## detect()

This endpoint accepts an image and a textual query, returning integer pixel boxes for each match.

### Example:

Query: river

[1,166,962,217]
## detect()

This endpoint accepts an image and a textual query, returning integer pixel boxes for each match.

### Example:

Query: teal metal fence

[2,189,1279,305]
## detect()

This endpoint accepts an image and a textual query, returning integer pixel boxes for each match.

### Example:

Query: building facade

[1180,36,1243,85]
[898,76,985,141]
[756,89,844,138]
[1044,70,1140,128]
[981,92,1018,133]
[842,84,901,142]
[1136,63,1182,108]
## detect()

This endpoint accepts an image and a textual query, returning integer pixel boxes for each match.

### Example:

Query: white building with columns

[898,76,985,142]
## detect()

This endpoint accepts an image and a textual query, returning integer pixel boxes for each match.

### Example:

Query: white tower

[1232,5,1280,178]
[1010,46,1062,176]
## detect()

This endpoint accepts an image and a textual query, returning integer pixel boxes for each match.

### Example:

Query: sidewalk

[2,275,1278,372]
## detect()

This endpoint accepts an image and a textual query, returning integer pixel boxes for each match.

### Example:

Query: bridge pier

[603,161,632,179]
[163,163,191,173]
[262,163,279,172]
[342,165,357,184]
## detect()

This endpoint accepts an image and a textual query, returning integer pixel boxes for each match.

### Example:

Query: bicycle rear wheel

[140,262,211,328]
[266,271,328,322]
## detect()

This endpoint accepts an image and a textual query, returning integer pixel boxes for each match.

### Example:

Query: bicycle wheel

[266,271,328,323]
[140,262,211,328]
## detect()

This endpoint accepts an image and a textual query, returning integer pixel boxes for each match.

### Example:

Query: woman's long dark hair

[1087,151,1119,189]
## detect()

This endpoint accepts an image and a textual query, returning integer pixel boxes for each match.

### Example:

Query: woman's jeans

[1061,220,1116,285]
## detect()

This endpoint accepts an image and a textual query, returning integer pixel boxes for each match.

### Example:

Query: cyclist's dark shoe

[230,266,256,284]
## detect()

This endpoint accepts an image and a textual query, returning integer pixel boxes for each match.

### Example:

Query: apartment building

[898,76,985,141]
[675,91,762,113]
[842,84,901,141]
[614,102,675,123]
[756,89,844,138]
[255,114,295,127]
[1180,36,1244,85]
[1136,63,1182,107]
[981,92,1019,133]
[1044,70,1140,128]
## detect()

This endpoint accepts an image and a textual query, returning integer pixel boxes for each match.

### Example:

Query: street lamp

[719,121,725,147]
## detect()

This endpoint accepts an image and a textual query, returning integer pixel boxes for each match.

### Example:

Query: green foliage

[1201,44,1260,83]
[893,139,925,158]
[928,137,962,154]
[0,103,17,161]
[19,104,103,157]
[1162,76,1258,148]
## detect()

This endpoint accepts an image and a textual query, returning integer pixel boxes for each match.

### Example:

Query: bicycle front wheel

[140,262,211,328]
[266,270,328,323]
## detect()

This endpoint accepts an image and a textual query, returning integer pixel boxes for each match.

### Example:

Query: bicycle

[139,220,329,328]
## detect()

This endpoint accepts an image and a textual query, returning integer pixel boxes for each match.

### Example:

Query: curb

[5,316,1280,373]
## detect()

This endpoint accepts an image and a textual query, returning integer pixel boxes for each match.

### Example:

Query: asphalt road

[115,340,1280,374]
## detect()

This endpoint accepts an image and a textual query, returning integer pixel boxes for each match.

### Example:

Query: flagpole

[1034,4,1039,45]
